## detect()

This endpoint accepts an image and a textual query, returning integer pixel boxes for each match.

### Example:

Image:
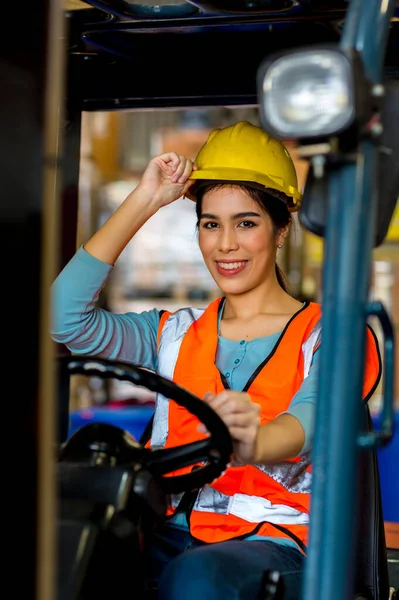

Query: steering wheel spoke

[147,438,229,493]
[60,356,233,494]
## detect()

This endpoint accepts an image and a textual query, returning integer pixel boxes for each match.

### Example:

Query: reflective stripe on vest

[254,452,312,494]
[152,306,205,449]
[167,451,312,527]
[192,486,309,526]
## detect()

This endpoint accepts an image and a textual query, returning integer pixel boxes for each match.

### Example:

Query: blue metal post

[301,1,396,599]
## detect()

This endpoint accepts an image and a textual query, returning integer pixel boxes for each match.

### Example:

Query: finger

[207,397,232,412]
[206,390,234,409]
[210,403,252,422]
[221,412,258,428]
[208,394,253,413]
[180,158,195,182]
[203,391,216,402]
[171,156,191,182]
[216,403,260,424]
[229,426,258,442]
[154,152,181,171]
[197,424,209,434]
[212,391,252,404]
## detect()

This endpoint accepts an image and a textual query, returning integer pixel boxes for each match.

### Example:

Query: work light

[257,46,372,142]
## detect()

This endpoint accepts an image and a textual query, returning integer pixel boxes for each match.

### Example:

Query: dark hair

[195,182,292,292]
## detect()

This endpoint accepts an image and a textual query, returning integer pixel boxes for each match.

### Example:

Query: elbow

[50,307,86,347]
[50,323,77,347]
[50,307,73,344]
[50,314,67,344]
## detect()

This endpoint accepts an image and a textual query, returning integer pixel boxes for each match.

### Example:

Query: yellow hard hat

[188,121,301,211]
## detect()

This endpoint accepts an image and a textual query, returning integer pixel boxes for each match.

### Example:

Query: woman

[51,121,381,599]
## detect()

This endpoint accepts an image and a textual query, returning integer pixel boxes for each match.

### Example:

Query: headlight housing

[257,45,372,143]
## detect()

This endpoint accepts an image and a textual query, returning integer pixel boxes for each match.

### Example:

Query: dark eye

[202,221,219,229]
[238,220,255,228]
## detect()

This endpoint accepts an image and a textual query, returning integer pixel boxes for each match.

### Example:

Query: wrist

[253,428,264,464]
[126,186,161,218]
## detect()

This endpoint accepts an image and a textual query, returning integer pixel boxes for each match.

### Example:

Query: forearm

[254,413,305,464]
[84,188,159,266]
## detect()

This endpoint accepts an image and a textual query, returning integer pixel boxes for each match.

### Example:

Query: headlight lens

[259,49,355,138]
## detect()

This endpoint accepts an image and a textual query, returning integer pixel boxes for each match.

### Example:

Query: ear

[276,223,290,248]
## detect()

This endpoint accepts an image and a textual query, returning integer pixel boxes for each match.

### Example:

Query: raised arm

[51,153,197,367]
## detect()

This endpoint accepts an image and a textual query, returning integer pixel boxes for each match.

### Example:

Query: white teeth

[217,261,246,270]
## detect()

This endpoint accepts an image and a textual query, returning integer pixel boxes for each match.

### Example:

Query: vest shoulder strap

[157,309,172,350]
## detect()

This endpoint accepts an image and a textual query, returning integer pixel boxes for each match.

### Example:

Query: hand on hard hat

[136,152,197,209]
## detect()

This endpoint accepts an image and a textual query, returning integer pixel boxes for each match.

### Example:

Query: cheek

[198,231,214,258]
[245,231,275,256]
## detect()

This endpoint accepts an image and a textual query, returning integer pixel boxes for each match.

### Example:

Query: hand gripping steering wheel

[59,356,233,494]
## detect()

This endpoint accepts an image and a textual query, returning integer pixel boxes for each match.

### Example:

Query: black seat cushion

[353,408,390,599]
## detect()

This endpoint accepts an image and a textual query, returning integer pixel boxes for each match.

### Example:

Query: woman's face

[198,186,281,296]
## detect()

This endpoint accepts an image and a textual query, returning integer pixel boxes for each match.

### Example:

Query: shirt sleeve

[284,349,320,455]
[51,246,160,371]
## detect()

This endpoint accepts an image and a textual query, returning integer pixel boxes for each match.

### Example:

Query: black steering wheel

[59,356,233,494]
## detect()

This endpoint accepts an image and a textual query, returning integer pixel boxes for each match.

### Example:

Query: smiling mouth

[215,260,248,275]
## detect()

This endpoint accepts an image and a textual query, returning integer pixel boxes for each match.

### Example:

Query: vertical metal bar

[37,0,66,599]
[303,144,377,600]
[302,1,396,599]
[0,2,64,599]
[341,0,396,83]
[56,110,82,444]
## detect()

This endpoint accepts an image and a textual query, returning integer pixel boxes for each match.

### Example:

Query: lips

[215,260,248,276]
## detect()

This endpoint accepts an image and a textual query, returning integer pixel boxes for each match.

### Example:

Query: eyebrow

[200,211,262,220]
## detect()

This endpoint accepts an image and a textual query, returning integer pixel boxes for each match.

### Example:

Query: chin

[221,287,250,296]
[215,278,252,296]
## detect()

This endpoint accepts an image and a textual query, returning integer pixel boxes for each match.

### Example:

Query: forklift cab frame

[7,1,398,599]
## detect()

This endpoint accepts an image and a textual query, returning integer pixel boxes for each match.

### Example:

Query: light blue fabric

[217,331,281,390]
[52,246,319,550]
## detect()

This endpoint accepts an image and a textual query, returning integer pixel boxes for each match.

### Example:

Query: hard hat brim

[187,167,301,211]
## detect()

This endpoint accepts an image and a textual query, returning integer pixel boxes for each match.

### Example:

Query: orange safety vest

[149,298,381,552]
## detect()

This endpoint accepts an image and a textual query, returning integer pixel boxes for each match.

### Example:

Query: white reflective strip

[302,320,322,379]
[230,494,309,525]
[193,486,231,515]
[170,492,185,508]
[150,394,170,449]
[193,486,308,526]
[255,453,312,494]
[157,307,205,380]
[151,307,205,449]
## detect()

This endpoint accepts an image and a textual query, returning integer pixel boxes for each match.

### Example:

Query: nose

[218,226,239,253]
